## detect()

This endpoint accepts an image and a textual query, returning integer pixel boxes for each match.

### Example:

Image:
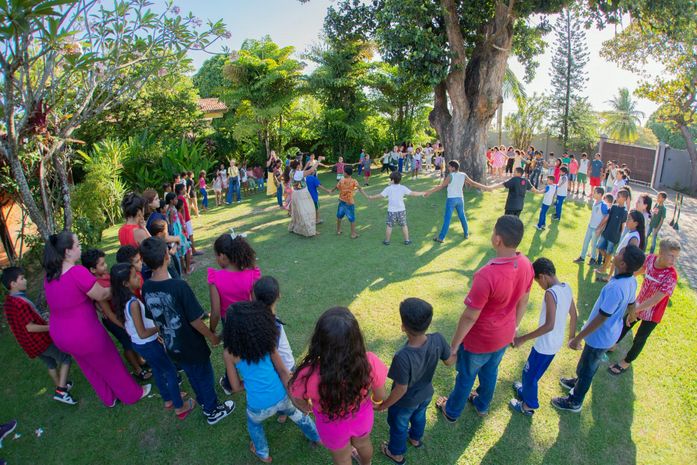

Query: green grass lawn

[2,170,696,465]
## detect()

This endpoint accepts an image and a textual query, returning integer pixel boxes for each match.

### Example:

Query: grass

[2,169,696,465]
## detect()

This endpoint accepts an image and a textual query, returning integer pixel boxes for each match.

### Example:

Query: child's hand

[568,337,582,351]
[512,336,524,348]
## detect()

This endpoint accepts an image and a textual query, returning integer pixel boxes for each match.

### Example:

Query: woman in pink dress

[43,231,149,407]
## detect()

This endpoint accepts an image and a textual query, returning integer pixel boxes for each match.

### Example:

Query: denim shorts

[569,173,577,181]
[336,201,355,222]
[597,236,617,254]
[38,343,72,369]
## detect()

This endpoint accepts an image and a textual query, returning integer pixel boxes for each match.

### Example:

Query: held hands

[209,334,221,347]
[568,337,583,351]
[511,335,525,348]
[625,311,638,327]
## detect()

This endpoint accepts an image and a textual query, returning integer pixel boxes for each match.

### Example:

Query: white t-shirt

[277,324,295,371]
[578,159,589,174]
[542,184,557,206]
[447,172,467,198]
[617,230,640,252]
[557,175,569,196]
[123,297,159,345]
[589,200,609,228]
[381,184,412,212]
[534,283,573,355]
[413,153,422,163]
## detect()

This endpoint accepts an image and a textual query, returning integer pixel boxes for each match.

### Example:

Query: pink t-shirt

[569,159,579,174]
[290,352,387,450]
[199,177,206,189]
[336,162,345,174]
[463,253,534,353]
[207,267,261,318]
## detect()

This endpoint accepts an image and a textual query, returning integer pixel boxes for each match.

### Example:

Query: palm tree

[605,88,645,143]
[497,66,527,145]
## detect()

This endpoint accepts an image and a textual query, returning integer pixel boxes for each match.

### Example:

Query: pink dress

[493,151,506,168]
[207,267,261,318]
[290,352,387,450]
[45,266,142,406]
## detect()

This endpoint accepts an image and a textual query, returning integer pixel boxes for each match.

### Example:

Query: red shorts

[590,177,601,187]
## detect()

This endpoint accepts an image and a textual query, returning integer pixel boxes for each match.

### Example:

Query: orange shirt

[337,177,359,204]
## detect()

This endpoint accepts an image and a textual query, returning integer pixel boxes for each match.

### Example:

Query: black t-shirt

[503,176,532,212]
[141,278,210,363]
[602,205,628,243]
[387,333,450,409]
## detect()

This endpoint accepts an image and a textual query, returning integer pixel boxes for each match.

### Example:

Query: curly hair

[223,301,278,363]
[290,307,372,421]
[213,234,256,270]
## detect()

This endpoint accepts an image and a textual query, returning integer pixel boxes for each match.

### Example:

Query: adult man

[226,159,241,204]
[436,215,533,418]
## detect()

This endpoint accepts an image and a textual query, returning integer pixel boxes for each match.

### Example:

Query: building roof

[197,98,228,113]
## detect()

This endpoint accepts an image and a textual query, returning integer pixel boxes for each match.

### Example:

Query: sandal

[381,442,406,465]
[134,370,152,381]
[165,392,188,409]
[176,398,196,420]
[608,363,629,376]
[468,392,488,417]
[250,441,273,463]
[404,240,412,245]
[435,396,456,423]
[432,236,444,243]
[408,438,423,449]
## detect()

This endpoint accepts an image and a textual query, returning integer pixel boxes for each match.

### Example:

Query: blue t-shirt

[235,354,287,410]
[146,211,167,232]
[584,274,637,349]
[590,160,603,178]
[306,175,320,204]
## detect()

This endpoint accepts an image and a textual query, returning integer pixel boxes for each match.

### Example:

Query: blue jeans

[518,347,555,410]
[179,359,218,414]
[555,195,566,218]
[537,203,551,228]
[445,345,507,418]
[398,158,403,173]
[647,225,660,254]
[438,197,468,240]
[357,161,363,175]
[256,178,264,191]
[580,225,599,259]
[200,188,208,209]
[568,344,606,407]
[133,340,182,408]
[276,186,283,207]
[247,396,319,460]
[227,178,241,203]
[387,398,430,456]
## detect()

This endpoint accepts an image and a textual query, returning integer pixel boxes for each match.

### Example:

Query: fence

[598,137,656,184]
[653,143,693,191]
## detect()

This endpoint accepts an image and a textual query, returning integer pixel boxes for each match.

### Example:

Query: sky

[176,0,660,123]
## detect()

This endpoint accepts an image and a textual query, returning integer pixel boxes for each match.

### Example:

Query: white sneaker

[140,383,152,400]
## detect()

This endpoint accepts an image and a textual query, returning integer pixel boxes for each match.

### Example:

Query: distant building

[197,98,228,121]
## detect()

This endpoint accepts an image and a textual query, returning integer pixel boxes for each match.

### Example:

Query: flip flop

[176,398,196,420]
[432,237,444,243]
[408,438,423,449]
[249,441,273,463]
[608,363,629,376]
[165,391,188,409]
[381,442,406,465]
[435,396,456,423]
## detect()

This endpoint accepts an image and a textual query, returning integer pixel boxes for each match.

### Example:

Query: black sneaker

[551,396,582,413]
[219,376,232,396]
[559,377,577,391]
[0,419,17,442]
[53,388,78,405]
[206,400,236,425]
[588,258,597,266]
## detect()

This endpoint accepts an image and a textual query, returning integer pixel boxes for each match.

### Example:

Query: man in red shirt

[608,239,680,375]
[2,266,76,405]
[436,215,533,419]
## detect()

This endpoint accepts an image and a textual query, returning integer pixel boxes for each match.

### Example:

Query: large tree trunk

[429,0,514,181]
[681,124,697,193]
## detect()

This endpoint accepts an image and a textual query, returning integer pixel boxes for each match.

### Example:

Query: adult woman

[118,193,150,247]
[43,231,149,406]
[288,160,319,237]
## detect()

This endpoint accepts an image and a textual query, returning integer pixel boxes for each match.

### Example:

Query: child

[213,171,223,206]
[331,166,367,239]
[553,245,645,412]
[411,148,422,179]
[434,153,444,178]
[635,193,652,232]
[147,219,182,279]
[115,245,144,296]
[187,171,200,218]
[536,175,557,230]
[362,154,372,186]
[305,166,333,224]
[552,166,569,220]
[377,298,455,464]
[611,170,627,198]
[510,258,577,415]
[253,276,294,373]
[140,237,235,425]
[608,239,680,375]
[175,183,200,256]
[574,187,608,264]
[110,263,194,419]
[648,192,667,254]
[198,170,208,212]
[162,182,172,200]
[2,267,76,405]
[553,158,562,184]
[366,171,426,245]
[166,193,191,274]
[81,249,151,382]
[595,189,629,274]
[597,208,644,282]
[576,153,589,196]
[290,307,387,465]
[489,167,540,216]
[222,301,320,462]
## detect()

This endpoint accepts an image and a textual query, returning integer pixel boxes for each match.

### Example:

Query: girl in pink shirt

[290,307,387,465]
[208,234,261,333]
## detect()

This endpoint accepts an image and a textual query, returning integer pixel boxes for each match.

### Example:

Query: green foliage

[648,111,697,149]
[603,88,645,143]
[71,140,128,244]
[505,94,548,149]
[567,98,600,152]
[193,55,229,98]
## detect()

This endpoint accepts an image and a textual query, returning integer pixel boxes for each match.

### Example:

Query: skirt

[289,188,317,237]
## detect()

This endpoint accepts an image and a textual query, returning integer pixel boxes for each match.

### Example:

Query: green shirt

[561,157,570,165]
[650,204,666,229]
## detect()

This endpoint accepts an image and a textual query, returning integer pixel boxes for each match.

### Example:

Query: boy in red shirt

[2,267,76,405]
[608,239,680,375]
[436,215,534,419]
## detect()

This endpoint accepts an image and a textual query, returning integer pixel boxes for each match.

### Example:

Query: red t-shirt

[636,254,678,324]
[4,294,52,358]
[118,224,140,247]
[178,195,191,222]
[463,253,534,353]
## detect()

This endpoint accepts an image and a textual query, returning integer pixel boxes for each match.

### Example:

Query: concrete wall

[655,144,693,191]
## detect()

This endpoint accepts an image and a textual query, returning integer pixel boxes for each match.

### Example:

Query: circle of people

[2,142,680,465]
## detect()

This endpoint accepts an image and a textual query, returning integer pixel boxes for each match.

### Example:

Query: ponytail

[110,263,134,323]
[42,231,75,281]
